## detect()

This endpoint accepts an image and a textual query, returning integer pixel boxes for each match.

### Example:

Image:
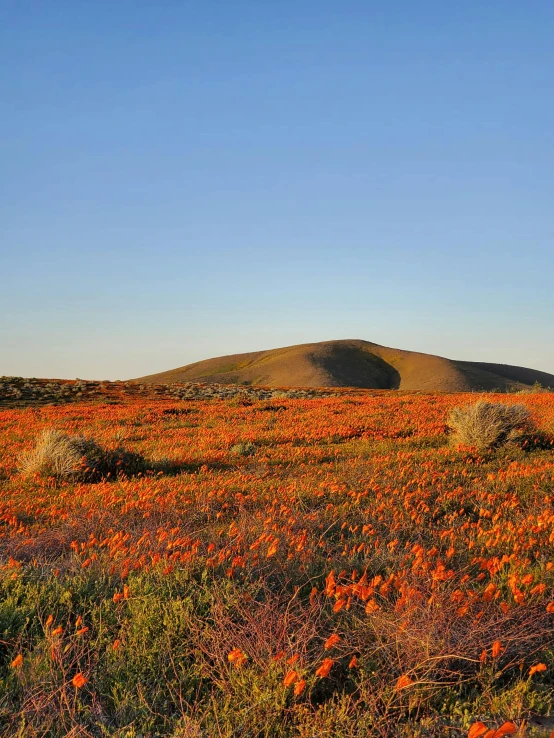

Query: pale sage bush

[448,401,532,450]
[20,429,146,482]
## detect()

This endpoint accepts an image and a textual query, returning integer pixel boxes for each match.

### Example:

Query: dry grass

[448,401,533,450]
[230,441,257,457]
[19,428,146,482]
[19,429,101,481]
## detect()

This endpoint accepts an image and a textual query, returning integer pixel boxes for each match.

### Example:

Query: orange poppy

[283,670,299,686]
[72,673,87,689]
[315,658,334,678]
[467,723,489,738]
[395,674,413,690]
[324,634,341,650]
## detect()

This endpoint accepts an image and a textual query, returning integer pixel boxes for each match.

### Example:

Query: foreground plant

[19,428,146,481]
[448,401,533,450]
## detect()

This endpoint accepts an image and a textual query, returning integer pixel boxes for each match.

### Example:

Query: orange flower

[529,662,547,677]
[348,656,359,669]
[395,674,413,690]
[51,626,63,637]
[467,723,489,738]
[325,570,336,597]
[113,639,122,651]
[227,648,248,667]
[45,615,54,628]
[315,658,334,678]
[123,584,130,599]
[365,599,379,614]
[236,652,248,667]
[72,673,87,689]
[76,627,89,636]
[267,541,279,557]
[283,670,299,686]
[491,722,517,737]
[10,654,23,669]
[491,640,502,658]
[293,678,306,696]
[324,633,341,650]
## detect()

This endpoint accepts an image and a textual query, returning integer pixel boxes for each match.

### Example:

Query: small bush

[448,401,533,450]
[20,429,146,482]
[230,441,257,457]
[517,381,553,395]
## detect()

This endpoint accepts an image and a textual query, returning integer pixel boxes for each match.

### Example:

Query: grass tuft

[230,441,257,457]
[447,401,533,450]
[19,428,146,482]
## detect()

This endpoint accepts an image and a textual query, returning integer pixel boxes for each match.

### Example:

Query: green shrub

[230,441,257,457]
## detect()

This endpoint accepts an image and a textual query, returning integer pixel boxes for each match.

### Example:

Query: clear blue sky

[1,1,553,380]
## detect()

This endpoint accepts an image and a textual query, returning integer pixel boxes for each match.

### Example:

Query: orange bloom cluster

[1,390,554,695]
[468,721,520,737]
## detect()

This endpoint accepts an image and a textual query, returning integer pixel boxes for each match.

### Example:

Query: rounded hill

[134,340,554,392]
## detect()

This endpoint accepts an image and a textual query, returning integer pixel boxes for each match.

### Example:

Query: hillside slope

[135,339,554,392]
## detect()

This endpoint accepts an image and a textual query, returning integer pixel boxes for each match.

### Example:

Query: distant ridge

[134,339,554,392]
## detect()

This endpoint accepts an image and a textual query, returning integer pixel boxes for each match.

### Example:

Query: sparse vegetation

[448,400,533,450]
[0,376,328,408]
[230,440,257,457]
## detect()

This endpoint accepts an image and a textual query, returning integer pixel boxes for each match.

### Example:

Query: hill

[134,339,554,392]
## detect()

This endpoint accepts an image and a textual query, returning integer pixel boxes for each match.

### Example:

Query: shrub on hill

[20,429,146,481]
[448,401,533,450]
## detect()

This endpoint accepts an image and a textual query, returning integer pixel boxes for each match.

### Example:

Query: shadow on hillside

[315,344,401,389]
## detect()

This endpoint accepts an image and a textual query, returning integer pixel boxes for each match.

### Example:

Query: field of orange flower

[1,391,554,737]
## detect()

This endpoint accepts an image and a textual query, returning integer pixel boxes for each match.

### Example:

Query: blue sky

[1,1,553,379]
